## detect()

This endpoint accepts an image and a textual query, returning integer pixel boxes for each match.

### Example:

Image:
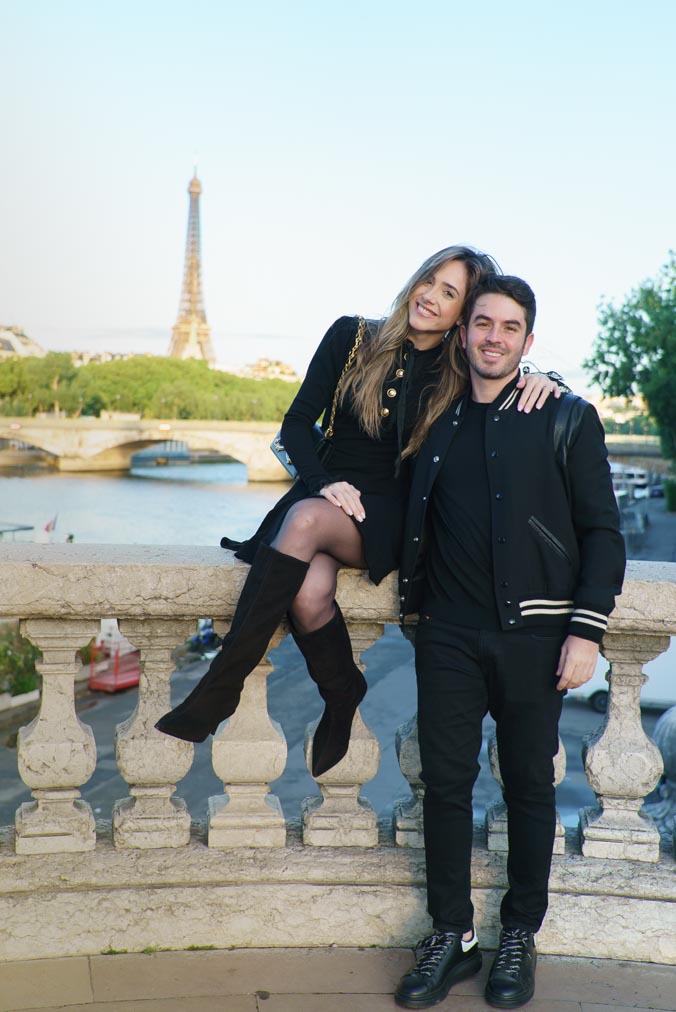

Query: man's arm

[555,404,626,690]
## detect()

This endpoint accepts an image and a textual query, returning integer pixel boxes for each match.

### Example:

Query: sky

[2,1,675,395]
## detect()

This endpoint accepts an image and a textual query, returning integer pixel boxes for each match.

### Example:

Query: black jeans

[415,619,565,935]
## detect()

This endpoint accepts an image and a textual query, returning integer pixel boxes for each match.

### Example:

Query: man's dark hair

[464,274,536,336]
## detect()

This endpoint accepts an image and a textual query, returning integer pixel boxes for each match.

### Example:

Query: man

[394,275,625,1009]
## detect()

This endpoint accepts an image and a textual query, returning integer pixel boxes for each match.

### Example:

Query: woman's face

[407,258,469,348]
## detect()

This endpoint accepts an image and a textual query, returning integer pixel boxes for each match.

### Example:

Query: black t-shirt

[422,398,500,629]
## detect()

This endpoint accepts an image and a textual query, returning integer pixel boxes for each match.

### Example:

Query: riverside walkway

[2,946,675,1011]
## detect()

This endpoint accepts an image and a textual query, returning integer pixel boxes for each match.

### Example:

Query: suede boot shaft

[291,601,367,777]
[155,544,309,742]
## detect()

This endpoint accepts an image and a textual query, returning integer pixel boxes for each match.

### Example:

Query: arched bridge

[0,420,667,482]
[0,417,291,481]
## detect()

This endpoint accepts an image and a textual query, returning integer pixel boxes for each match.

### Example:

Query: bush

[664,479,676,513]
[0,626,40,696]
[77,639,95,665]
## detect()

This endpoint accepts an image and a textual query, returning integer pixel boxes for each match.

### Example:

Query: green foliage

[664,479,676,513]
[0,626,40,696]
[0,354,300,421]
[77,639,95,665]
[584,253,676,460]
[0,357,27,398]
[601,415,658,436]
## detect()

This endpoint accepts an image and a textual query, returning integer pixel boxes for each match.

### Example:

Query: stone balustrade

[0,544,674,965]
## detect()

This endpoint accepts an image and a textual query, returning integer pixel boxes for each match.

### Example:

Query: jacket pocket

[528,516,572,566]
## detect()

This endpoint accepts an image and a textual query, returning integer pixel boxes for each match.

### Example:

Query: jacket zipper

[528,516,572,565]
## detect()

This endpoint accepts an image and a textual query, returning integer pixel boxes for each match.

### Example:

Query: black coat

[222,316,442,584]
[398,376,626,644]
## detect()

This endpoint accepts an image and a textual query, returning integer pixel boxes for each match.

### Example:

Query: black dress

[221,315,443,585]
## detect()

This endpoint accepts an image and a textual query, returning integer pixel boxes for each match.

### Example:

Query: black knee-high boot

[291,602,367,777]
[155,543,309,742]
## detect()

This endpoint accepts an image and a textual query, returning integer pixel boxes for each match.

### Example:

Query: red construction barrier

[88,642,141,692]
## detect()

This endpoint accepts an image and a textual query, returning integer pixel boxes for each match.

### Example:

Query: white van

[609,462,650,500]
[570,636,675,712]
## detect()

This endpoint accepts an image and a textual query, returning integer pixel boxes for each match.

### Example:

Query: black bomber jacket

[398,375,626,644]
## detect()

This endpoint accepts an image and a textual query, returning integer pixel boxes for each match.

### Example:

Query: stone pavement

[1,947,675,1012]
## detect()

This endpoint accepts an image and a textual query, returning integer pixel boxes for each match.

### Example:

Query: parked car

[570,637,675,712]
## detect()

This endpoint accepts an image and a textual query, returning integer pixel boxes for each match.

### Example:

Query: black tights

[271,498,367,635]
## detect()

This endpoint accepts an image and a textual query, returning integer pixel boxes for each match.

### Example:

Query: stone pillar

[113,619,195,849]
[580,633,667,862]
[393,713,425,847]
[15,618,99,854]
[642,705,676,852]
[208,628,287,848]
[302,622,381,847]
[485,733,567,854]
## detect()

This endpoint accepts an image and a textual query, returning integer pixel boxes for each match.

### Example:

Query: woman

[156,246,559,775]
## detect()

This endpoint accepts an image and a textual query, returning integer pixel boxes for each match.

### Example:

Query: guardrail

[0,545,674,964]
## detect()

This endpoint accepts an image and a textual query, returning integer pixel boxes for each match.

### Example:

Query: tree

[0,353,300,421]
[0,626,40,696]
[585,252,676,460]
[22,353,77,414]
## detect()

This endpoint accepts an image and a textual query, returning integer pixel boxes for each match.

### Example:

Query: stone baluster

[208,628,288,847]
[15,618,99,854]
[580,633,668,862]
[393,713,425,847]
[302,622,381,847]
[642,705,676,852]
[113,618,196,849]
[486,733,567,854]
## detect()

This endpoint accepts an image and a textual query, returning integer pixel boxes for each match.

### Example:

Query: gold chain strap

[324,316,365,439]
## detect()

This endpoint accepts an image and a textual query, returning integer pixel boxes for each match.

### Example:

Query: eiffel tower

[168,171,216,365]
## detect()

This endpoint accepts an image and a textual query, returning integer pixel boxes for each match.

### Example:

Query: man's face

[460,293,534,383]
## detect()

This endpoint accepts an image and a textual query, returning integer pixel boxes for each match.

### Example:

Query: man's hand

[320,481,365,522]
[555,635,599,691]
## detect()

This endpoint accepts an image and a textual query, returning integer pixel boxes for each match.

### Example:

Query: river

[0,462,289,545]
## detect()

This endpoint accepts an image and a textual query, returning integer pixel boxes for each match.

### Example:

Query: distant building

[237,358,300,382]
[592,394,657,434]
[0,327,46,359]
[70,350,135,367]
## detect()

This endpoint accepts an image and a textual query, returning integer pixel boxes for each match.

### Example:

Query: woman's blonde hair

[340,246,500,457]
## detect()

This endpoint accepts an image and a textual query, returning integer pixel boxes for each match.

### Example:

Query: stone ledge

[0,544,399,621]
[0,823,673,900]
[0,824,674,965]
[0,548,675,634]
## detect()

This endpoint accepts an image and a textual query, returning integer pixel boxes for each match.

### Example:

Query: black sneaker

[395,929,482,1008]
[485,927,537,1008]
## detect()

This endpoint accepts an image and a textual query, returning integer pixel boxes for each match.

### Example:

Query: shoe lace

[414,932,458,977]
[493,928,532,978]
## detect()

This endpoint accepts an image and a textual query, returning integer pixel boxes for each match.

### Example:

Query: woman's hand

[516,372,562,413]
[320,481,366,522]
